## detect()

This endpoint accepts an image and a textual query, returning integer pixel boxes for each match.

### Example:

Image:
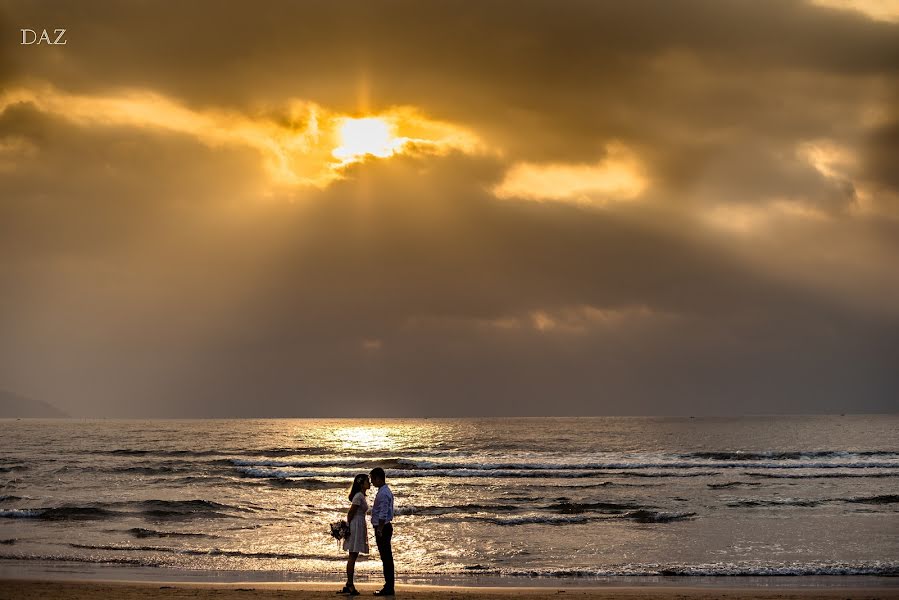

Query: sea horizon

[4,413,897,420]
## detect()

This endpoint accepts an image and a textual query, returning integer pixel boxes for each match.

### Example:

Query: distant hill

[0,389,69,418]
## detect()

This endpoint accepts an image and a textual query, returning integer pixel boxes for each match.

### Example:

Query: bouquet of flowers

[329,520,350,546]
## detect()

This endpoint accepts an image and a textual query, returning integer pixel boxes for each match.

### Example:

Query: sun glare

[1,85,482,188]
[332,117,405,162]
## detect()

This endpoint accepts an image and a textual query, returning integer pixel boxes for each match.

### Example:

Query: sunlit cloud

[0,83,482,189]
[769,199,832,221]
[798,140,858,181]
[361,338,383,351]
[492,143,648,205]
[526,305,660,333]
[407,305,665,336]
[809,0,899,22]
[701,200,833,234]
[796,139,891,217]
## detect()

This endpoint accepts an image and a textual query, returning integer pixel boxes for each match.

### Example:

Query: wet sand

[1,580,897,600]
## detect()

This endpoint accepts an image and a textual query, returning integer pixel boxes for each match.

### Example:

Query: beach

[2,580,899,600]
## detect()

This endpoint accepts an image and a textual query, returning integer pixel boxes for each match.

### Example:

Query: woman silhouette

[338,473,370,595]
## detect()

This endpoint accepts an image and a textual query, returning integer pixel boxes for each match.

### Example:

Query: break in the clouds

[0,0,897,417]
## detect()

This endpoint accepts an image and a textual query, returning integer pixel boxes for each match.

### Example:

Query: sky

[0,0,897,417]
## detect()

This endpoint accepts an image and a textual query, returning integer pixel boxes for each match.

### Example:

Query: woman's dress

[343,491,369,553]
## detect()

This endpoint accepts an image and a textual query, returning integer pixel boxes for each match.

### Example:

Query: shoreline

[1,579,898,600]
[2,559,899,588]
[3,558,897,586]
[1,560,898,590]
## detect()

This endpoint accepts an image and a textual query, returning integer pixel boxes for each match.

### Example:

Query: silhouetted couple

[339,467,394,596]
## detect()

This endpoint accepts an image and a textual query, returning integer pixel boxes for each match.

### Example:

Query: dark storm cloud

[0,0,897,416]
[865,120,899,194]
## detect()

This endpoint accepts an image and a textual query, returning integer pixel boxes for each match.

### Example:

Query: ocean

[1,416,897,583]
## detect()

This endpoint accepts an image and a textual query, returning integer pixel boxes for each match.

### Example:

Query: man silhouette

[369,467,394,596]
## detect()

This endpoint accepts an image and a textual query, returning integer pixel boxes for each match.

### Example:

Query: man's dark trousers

[375,523,394,590]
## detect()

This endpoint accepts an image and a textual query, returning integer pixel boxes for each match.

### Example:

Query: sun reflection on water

[294,420,449,455]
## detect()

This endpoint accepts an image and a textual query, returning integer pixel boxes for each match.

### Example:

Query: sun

[332,117,405,162]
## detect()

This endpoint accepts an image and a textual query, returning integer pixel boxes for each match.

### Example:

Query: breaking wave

[543,501,640,513]
[121,528,218,539]
[231,453,899,471]
[621,510,696,523]
[67,543,339,561]
[0,499,251,521]
[707,481,762,488]
[498,562,899,577]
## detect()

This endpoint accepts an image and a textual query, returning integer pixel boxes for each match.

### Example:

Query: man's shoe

[373,589,395,596]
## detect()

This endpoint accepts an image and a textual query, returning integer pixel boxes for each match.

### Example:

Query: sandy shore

[1,580,897,600]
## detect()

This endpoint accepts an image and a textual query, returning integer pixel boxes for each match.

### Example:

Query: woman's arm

[347,493,362,521]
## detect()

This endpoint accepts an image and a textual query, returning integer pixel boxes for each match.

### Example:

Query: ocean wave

[707,481,762,489]
[498,561,899,577]
[230,457,417,469]
[606,471,720,478]
[258,477,347,490]
[529,481,658,488]
[470,514,595,526]
[0,552,154,566]
[121,527,218,539]
[745,471,899,479]
[620,510,696,523]
[372,500,675,519]
[120,499,249,519]
[845,494,899,504]
[463,511,698,525]
[113,466,194,476]
[124,499,249,512]
[725,494,899,508]
[101,449,228,457]
[459,508,697,524]
[236,466,724,480]
[682,450,899,461]
[231,455,899,471]
[402,503,520,516]
[167,476,236,485]
[544,501,640,514]
[0,499,250,522]
[52,463,200,476]
[0,506,119,520]
[726,498,825,508]
[67,543,341,561]
[91,447,334,458]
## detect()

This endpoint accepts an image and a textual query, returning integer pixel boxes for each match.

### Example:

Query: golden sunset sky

[0,0,897,416]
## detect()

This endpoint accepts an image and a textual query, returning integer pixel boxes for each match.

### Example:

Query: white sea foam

[0,508,43,518]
